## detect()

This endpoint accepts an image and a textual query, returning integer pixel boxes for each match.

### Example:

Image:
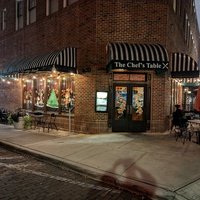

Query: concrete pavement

[0,124,200,200]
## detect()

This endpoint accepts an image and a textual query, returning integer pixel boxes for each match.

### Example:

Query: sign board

[95,91,108,112]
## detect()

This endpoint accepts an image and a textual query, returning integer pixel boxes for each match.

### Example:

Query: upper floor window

[0,8,6,31]
[16,0,24,30]
[191,0,194,11]
[63,0,67,7]
[176,0,182,16]
[46,0,58,16]
[27,0,36,25]
[173,0,177,12]
[184,13,190,45]
[68,0,78,5]
[63,0,79,7]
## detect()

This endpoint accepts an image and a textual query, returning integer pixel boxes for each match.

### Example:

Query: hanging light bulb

[52,65,57,73]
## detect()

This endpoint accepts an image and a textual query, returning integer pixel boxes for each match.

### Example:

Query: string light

[52,65,57,73]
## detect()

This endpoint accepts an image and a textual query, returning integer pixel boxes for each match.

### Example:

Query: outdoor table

[188,119,200,144]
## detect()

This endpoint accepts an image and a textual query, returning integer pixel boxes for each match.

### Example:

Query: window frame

[184,13,188,42]
[29,0,36,10]
[46,0,59,16]
[27,0,36,25]
[68,0,79,5]
[173,0,177,13]
[16,0,24,30]
[63,0,67,8]
[1,8,6,31]
[63,0,79,7]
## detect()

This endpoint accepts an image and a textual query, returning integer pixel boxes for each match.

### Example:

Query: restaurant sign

[108,61,169,71]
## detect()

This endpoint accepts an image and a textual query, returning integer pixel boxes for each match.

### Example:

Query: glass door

[112,84,147,132]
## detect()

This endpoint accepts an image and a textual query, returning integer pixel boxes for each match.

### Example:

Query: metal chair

[45,113,58,132]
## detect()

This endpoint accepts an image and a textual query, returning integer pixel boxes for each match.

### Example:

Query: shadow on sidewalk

[87,158,157,200]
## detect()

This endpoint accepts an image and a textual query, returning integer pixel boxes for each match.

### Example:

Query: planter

[13,117,24,129]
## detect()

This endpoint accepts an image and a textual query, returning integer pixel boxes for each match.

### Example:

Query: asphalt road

[0,146,143,200]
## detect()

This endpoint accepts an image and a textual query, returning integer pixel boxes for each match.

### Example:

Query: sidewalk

[0,124,200,200]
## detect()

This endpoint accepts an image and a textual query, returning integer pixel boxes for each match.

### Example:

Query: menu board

[95,92,108,112]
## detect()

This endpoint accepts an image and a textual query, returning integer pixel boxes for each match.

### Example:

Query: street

[0,146,142,200]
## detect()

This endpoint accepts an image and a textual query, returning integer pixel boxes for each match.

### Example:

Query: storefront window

[23,79,33,110]
[115,86,127,119]
[22,75,75,114]
[34,78,45,110]
[132,87,144,121]
[46,77,59,112]
[60,77,75,113]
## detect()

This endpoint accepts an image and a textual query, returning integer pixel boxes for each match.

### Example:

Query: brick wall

[0,80,22,111]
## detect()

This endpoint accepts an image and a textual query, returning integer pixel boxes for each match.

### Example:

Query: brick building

[0,0,199,134]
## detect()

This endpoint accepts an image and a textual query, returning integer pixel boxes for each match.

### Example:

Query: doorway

[112,84,147,132]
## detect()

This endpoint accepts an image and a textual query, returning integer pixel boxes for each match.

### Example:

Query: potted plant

[23,115,32,129]
[8,109,25,129]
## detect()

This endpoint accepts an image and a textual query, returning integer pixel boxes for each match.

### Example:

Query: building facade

[0,0,199,134]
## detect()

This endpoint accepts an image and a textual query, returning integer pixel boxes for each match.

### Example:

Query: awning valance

[2,47,77,75]
[107,42,169,72]
[171,53,199,78]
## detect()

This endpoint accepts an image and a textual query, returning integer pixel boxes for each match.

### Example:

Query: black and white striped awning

[171,53,199,78]
[107,42,169,72]
[172,78,200,86]
[180,78,200,83]
[2,48,77,75]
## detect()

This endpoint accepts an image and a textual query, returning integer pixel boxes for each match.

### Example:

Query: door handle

[126,104,129,115]
[126,105,132,115]
[129,105,132,115]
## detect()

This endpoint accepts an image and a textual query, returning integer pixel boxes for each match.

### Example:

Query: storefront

[170,52,200,112]
[106,42,169,132]
[1,45,199,133]
[1,47,77,120]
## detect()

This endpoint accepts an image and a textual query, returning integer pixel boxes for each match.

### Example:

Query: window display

[23,79,33,110]
[61,77,75,113]
[22,75,75,114]
[115,87,127,119]
[34,78,45,110]
[132,87,144,121]
[47,78,59,111]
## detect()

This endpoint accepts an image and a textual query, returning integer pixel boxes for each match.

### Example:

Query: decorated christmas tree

[47,89,59,108]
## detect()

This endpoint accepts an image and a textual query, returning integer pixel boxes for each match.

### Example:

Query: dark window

[16,1,23,29]
[49,0,58,14]
[28,0,36,24]
[68,0,79,5]
[29,0,36,10]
